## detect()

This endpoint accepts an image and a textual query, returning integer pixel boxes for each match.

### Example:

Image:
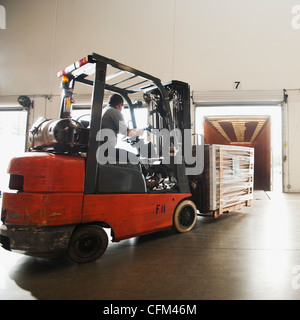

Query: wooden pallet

[213,199,252,218]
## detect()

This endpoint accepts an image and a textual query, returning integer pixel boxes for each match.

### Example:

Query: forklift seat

[97,163,146,194]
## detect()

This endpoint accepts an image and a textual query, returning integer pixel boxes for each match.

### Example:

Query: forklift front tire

[67,225,108,264]
[173,200,197,233]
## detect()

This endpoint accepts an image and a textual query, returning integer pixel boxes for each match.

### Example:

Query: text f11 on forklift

[102,303,197,317]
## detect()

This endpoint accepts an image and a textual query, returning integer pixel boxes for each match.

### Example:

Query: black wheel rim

[179,205,195,228]
[76,234,102,258]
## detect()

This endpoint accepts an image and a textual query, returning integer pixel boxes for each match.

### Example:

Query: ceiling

[205,115,270,144]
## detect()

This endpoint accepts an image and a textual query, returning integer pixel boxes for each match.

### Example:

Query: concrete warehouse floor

[1,191,300,300]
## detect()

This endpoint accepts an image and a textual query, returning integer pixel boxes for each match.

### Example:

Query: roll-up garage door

[193,89,286,192]
[192,89,284,106]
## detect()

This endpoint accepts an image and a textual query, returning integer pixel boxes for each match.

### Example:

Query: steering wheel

[122,124,153,145]
[122,135,140,145]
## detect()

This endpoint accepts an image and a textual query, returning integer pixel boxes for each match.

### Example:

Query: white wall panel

[2,0,300,96]
[172,0,300,90]
[0,0,57,96]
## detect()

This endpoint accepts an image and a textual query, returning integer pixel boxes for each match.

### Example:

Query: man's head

[108,94,124,110]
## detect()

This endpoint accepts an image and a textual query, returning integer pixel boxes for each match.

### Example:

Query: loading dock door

[0,110,28,193]
[193,88,284,192]
[204,116,271,190]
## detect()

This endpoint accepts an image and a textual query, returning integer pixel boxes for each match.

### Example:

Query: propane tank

[28,117,74,148]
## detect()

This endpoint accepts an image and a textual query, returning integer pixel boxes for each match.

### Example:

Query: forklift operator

[99,94,144,163]
[101,94,144,143]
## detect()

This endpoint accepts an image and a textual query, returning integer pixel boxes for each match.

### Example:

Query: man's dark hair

[108,94,124,108]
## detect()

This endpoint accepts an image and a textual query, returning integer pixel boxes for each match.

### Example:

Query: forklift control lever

[144,124,153,132]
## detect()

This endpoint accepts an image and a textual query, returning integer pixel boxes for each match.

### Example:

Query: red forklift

[0,53,201,263]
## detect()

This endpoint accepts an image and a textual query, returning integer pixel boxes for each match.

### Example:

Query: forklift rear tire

[173,200,197,233]
[67,225,108,264]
